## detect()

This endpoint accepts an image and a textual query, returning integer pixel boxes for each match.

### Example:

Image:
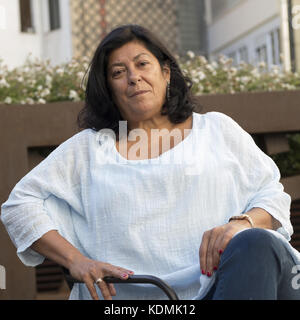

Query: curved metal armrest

[62,267,179,300]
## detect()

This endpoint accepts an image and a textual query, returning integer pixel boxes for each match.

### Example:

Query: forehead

[108,41,156,64]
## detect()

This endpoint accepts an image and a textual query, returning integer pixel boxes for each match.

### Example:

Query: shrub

[0,53,299,177]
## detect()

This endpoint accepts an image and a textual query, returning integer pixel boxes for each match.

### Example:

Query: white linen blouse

[1,111,299,300]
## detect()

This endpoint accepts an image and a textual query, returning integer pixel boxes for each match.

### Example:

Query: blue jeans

[202,228,300,300]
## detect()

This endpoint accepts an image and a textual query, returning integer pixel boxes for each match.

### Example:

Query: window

[255,27,281,68]
[256,45,268,65]
[270,28,281,65]
[19,0,34,33]
[228,51,237,65]
[238,46,249,63]
[48,0,61,31]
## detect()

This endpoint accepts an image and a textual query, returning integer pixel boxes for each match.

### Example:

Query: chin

[129,105,160,118]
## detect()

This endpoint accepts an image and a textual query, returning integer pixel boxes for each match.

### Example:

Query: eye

[111,69,125,78]
[138,61,149,67]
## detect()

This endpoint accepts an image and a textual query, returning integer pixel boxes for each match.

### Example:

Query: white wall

[220,16,281,66]
[207,0,281,54]
[40,0,72,66]
[0,0,72,69]
[0,0,40,68]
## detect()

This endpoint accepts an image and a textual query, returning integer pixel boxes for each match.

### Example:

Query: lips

[129,90,150,97]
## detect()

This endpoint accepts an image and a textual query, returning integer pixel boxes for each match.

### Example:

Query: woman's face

[107,41,170,124]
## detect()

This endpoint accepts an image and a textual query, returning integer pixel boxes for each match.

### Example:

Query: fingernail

[219,249,223,255]
[201,269,206,275]
[128,271,134,274]
[207,272,212,277]
[122,273,128,278]
[213,266,218,271]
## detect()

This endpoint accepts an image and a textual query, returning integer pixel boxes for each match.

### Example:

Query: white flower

[37,85,43,91]
[187,50,195,59]
[259,61,266,68]
[0,78,10,88]
[56,68,64,75]
[205,64,214,73]
[69,89,80,101]
[197,84,204,93]
[219,55,228,65]
[240,76,251,84]
[4,97,12,104]
[197,71,206,80]
[17,76,24,82]
[229,67,237,76]
[281,83,296,90]
[82,56,90,62]
[29,79,36,87]
[251,68,260,78]
[199,56,207,65]
[26,98,35,104]
[46,75,53,86]
[211,61,218,69]
[40,88,51,97]
[37,98,46,104]
[77,71,85,80]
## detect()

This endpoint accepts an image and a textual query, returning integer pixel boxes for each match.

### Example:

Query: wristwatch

[228,214,254,228]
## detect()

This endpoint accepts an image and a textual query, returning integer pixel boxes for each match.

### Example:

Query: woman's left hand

[199,220,251,277]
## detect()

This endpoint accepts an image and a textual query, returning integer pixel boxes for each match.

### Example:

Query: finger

[205,229,219,276]
[212,234,223,271]
[218,228,235,256]
[108,283,117,296]
[199,230,210,274]
[96,278,113,300]
[84,276,100,300]
[115,266,134,275]
[213,226,236,273]
[102,264,132,281]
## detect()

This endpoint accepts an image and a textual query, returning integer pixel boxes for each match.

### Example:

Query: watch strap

[228,214,254,228]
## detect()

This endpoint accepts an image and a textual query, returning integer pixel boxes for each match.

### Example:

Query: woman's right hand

[68,255,134,300]
[30,230,132,300]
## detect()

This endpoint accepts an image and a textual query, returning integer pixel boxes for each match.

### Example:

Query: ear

[162,63,171,82]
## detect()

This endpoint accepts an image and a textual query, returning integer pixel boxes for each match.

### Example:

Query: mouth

[129,90,150,97]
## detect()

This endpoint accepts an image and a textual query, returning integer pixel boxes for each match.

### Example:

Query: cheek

[154,78,167,100]
[110,83,126,103]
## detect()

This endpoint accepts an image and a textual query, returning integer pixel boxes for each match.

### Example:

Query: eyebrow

[108,53,150,70]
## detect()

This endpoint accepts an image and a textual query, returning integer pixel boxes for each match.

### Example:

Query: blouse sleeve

[212,112,293,240]
[0,132,86,266]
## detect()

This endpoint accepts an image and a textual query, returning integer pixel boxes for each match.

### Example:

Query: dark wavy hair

[77,24,197,139]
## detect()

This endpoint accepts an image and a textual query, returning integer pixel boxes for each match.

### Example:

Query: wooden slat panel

[197,90,300,134]
[36,259,64,292]
[281,175,300,201]
[263,134,290,155]
[291,200,300,252]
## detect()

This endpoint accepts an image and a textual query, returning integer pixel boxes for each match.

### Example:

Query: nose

[127,69,141,85]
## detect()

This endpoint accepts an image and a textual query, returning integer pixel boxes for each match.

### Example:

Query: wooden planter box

[0,90,300,299]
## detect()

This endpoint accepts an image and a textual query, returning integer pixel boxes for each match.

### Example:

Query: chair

[62,267,179,300]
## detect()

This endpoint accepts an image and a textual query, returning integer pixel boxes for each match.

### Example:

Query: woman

[1,25,300,300]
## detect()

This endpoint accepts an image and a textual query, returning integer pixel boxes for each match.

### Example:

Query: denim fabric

[202,228,300,300]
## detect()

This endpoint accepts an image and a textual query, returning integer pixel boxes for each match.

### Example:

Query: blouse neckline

[111,112,195,164]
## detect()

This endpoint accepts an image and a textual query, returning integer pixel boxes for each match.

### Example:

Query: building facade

[0,0,72,68]
[0,0,299,71]
[0,0,207,69]
[205,0,300,72]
